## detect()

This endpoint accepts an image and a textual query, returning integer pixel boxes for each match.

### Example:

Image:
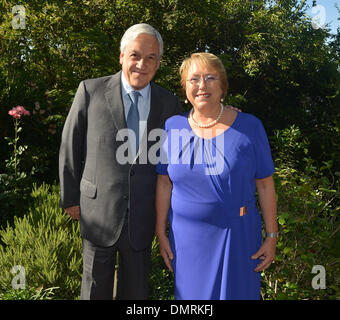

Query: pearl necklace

[190,103,224,128]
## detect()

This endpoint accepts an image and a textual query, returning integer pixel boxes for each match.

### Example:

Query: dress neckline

[185,110,240,140]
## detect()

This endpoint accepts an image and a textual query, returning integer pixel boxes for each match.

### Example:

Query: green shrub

[0,286,59,300]
[262,126,340,300]
[0,183,82,300]
[0,172,32,229]
[270,124,310,171]
[149,238,174,300]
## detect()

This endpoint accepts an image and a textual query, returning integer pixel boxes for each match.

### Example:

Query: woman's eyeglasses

[186,75,219,86]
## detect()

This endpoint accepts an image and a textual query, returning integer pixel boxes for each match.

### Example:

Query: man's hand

[65,205,80,220]
[226,105,242,112]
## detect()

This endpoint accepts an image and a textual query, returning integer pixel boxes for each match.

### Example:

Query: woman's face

[185,62,223,110]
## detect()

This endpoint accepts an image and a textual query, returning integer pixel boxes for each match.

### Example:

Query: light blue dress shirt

[121,72,151,150]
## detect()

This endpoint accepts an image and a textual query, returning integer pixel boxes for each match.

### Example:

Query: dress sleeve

[252,119,275,179]
[156,121,169,175]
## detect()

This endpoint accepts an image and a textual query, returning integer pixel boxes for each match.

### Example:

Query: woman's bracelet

[266,232,278,238]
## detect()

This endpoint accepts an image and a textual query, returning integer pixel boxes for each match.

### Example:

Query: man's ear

[119,52,124,65]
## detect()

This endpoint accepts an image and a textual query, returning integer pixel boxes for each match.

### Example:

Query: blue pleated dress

[156,111,275,300]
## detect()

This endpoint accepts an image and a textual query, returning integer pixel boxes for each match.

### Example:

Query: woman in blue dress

[155,53,278,300]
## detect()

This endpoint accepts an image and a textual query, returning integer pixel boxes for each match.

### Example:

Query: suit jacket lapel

[147,82,162,134]
[104,71,127,140]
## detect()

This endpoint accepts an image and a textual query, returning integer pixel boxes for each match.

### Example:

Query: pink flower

[8,105,30,119]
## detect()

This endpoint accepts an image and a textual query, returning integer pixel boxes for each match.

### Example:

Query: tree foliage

[0,0,339,299]
[0,1,339,176]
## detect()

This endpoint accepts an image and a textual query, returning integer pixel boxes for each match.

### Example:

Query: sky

[304,0,340,34]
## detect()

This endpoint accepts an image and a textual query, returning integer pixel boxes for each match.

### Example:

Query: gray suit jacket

[59,71,181,249]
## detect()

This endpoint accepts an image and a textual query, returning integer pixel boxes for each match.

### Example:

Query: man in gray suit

[59,23,181,300]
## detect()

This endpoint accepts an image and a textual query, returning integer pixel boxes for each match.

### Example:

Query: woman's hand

[156,174,174,272]
[157,233,174,272]
[251,237,277,272]
[254,176,277,272]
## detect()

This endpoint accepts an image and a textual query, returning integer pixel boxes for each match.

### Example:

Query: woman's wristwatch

[266,232,278,238]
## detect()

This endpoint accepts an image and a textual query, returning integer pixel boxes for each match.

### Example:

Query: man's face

[120,33,161,90]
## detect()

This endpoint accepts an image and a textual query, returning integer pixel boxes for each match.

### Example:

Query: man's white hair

[120,23,164,57]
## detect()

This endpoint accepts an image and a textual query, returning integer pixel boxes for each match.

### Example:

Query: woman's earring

[185,99,188,104]
[220,98,224,103]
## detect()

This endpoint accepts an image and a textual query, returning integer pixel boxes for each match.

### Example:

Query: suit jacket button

[130,170,135,176]
[123,195,129,200]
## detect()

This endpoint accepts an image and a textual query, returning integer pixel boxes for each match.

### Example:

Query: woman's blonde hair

[179,52,228,99]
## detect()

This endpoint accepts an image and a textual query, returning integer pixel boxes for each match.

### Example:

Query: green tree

[0,0,339,300]
[1,1,338,181]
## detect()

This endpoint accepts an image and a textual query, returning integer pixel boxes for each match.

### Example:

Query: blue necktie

[127,91,140,154]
